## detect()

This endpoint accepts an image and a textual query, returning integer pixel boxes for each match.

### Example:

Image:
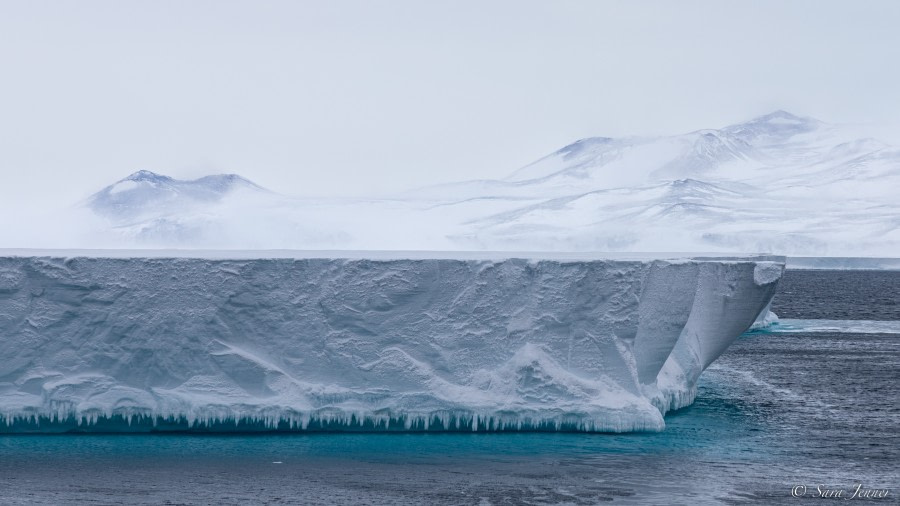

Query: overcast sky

[1,0,899,212]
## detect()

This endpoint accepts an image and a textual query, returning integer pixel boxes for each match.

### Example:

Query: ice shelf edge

[0,255,783,433]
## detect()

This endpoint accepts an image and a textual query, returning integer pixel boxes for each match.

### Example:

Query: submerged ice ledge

[0,252,784,433]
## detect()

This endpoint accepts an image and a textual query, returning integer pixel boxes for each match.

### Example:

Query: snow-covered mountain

[69,111,900,255]
[89,170,268,220]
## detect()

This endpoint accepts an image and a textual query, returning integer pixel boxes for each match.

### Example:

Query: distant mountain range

[79,111,900,255]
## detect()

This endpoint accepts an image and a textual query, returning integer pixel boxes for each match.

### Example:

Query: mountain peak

[194,173,262,188]
[723,110,822,140]
[761,109,800,119]
[750,110,817,125]
[122,170,173,183]
[114,170,263,190]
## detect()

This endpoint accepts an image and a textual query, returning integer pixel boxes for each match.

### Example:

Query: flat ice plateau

[0,251,783,433]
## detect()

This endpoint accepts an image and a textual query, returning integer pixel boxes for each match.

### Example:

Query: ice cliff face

[0,252,783,433]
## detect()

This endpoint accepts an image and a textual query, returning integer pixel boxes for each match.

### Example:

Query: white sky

[1,0,899,212]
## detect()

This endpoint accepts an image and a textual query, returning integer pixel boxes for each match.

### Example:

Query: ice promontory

[0,251,783,433]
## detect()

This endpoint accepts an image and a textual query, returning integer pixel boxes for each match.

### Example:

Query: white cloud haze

[1,0,899,215]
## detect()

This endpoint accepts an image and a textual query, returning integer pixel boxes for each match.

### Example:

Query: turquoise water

[0,394,766,463]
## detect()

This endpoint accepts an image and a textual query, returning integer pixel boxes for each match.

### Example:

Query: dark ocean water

[1,270,898,505]
[772,270,900,320]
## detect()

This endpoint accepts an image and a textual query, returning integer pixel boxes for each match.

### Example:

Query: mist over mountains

[35,111,900,255]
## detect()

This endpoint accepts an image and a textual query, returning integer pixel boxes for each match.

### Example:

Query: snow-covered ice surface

[7,110,898,257]
[0,252,783,433]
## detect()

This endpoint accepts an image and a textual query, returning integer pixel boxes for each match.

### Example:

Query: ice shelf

[0,252,784,433]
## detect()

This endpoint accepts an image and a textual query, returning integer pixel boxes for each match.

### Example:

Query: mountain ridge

[65,111,900,255]
[88,170,270,221]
